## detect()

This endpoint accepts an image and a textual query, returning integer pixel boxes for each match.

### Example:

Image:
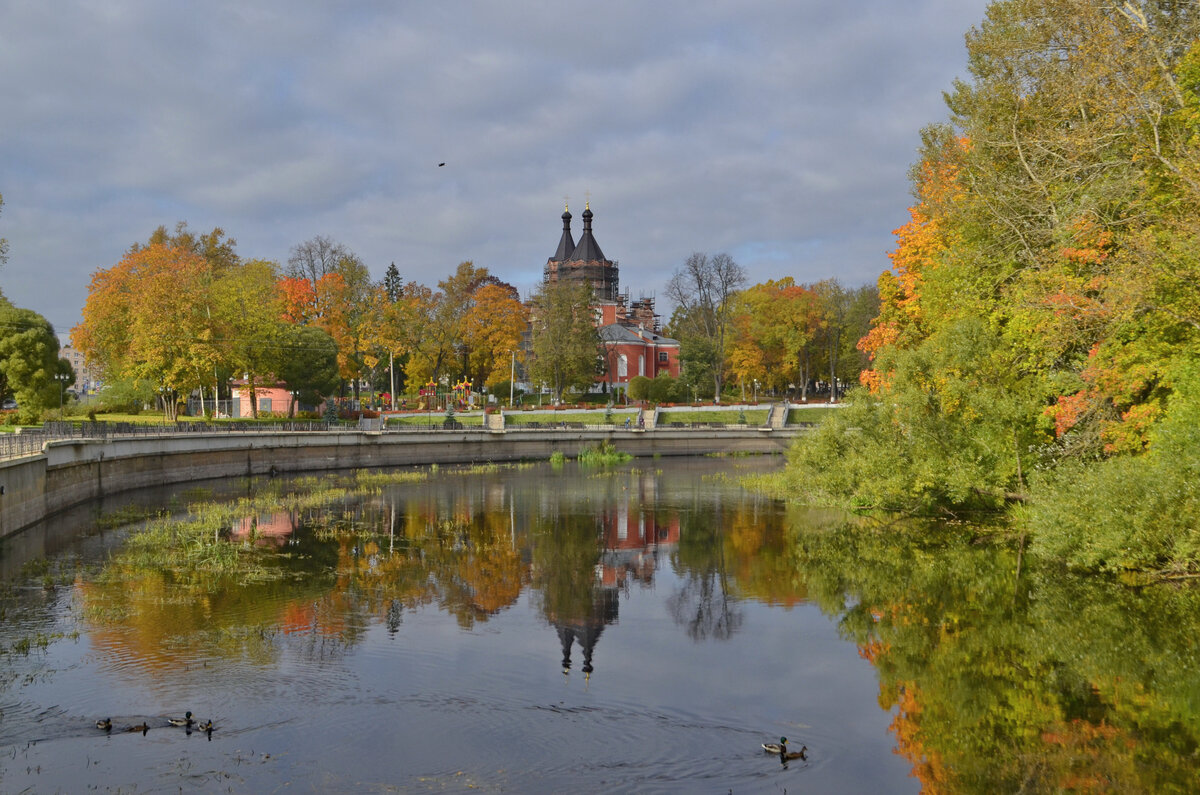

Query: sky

[0,0,992,339]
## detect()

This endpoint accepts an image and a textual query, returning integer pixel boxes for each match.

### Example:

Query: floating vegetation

[95,503,163,529]
[549,451,566,467]
[738,470,790,499]
[705,450,767,458]
[577,441,632,466]
[1,631,77,657]
[458,462,501,474]
[354,469,430,489]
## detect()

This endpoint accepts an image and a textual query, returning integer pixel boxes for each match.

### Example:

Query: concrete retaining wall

[0,428,798,539]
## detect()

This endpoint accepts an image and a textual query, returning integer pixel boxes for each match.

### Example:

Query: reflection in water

[3,460,1198,792]
[532,513,619,677]
[787,510,1200,794]
[669,508,743,641]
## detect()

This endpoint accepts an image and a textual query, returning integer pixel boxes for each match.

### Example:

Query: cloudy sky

[0,0,991,338]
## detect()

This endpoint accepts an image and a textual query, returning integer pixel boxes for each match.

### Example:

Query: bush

[1024,364,1200,574]
[628,375,652,401]
[648,373,686,404]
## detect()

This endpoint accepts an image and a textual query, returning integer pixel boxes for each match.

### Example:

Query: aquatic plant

[577,441,632,466]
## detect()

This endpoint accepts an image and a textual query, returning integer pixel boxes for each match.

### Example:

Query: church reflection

[535,488,680,678]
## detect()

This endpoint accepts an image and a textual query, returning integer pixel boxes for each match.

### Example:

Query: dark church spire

[568,201,606,263]
[552,203,575,262]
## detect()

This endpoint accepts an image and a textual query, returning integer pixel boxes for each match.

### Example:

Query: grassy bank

[657,409,768,425]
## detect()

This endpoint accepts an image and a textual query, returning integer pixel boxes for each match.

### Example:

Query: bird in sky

[438,162,446,167]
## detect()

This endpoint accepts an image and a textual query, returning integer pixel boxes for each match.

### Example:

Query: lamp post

[509,349,516,407]
[389,351,396,411]
[55,372,72,412]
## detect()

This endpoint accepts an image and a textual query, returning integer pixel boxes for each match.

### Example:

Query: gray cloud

[0,0,990,335]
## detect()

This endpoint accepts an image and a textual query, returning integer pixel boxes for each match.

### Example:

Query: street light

[509,350,516,408]
[55,372,73,412]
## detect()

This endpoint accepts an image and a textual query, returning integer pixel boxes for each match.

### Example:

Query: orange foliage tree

[73,242,216,419]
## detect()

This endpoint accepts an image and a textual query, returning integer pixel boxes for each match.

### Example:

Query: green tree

[529,279,599,402]
[665,306,719,400]
[0,299,72,422]
[277,324,340,417]
[627,375,652,402]
[648,373,684,404]
[382,262,403,303]
[211,259,285,418]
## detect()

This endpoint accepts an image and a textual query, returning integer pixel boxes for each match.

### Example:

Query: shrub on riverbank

[1022,368,1200,576]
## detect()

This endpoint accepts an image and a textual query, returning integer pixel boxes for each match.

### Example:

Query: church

[543,203,680,391]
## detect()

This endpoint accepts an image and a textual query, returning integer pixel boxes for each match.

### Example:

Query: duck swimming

[96,718,112,731]
[167,711,194,727]
[762,736,807,760]
[127,722,149,735]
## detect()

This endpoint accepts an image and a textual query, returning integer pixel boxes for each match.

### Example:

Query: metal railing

[1,417,783,463]
[0,433,47,461]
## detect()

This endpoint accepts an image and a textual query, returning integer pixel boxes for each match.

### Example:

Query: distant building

[542,203,680,391]
[58,344,100,395]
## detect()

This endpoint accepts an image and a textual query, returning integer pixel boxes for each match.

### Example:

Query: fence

[0,433,47,462]
[2,415,775,463]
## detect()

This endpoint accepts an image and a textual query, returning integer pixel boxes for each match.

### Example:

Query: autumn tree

[529,279,599,402]
[666,252,746,402]
[726,278,821,399]
[795,0,1200,546]
[282,237,375,401]
[807,280,878,402]
[464,282,526,389]
[73,241,216,420]
[398,262,524,391]
[144,222,241,273]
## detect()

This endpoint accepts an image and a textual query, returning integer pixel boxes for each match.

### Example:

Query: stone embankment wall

[0,428,797,539]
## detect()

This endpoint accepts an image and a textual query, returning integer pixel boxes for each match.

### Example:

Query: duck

[167,711,194,727]
[96,718,112,731]
[762,736,808,760]
[199,719,214,733]
[127,722,149,735]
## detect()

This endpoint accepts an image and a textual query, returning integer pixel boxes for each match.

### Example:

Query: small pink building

[229,381,305,418]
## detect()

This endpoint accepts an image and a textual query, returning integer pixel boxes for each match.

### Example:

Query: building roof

[568,205,606,263]
[598,323,679,346]
[552,208,575,261]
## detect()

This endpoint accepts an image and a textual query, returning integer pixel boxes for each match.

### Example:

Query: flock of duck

[95,711,214,736]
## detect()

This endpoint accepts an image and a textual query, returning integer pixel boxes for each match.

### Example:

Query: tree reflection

[783,507,1200,793]
[668,504,743,641]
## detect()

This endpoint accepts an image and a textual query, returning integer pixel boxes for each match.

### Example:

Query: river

[0,457,1196,792]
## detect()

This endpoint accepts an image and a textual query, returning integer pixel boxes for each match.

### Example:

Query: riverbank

[0,425,801,539]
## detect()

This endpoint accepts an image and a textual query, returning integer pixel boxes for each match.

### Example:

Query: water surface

[1,457,1197,792]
